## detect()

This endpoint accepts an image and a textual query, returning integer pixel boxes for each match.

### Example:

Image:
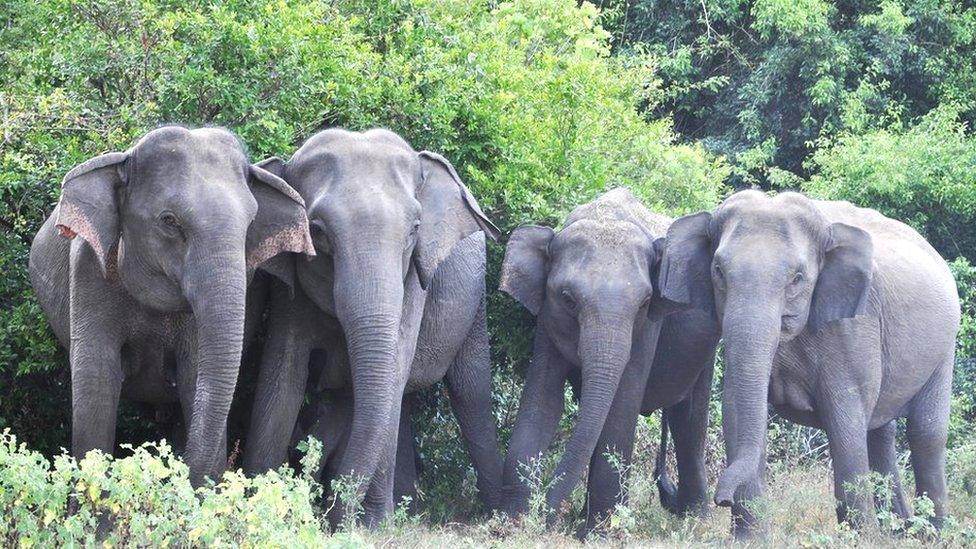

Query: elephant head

[55,126,314,485]
[659,190,874,507]
[499,188,669,509]
[258,128,498,487]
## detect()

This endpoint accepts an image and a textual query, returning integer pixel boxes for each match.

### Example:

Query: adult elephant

[29,126,314,487]
[499,188,720,533]
[660,190,960,538]
[243,128,503,527]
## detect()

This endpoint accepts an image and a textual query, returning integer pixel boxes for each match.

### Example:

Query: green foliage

[0,431,330,547]
[752,0,831,40]
[606,0,976,179]
[805,106,976,262]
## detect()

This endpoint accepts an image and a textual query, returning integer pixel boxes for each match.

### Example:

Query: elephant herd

[28,125,960,539]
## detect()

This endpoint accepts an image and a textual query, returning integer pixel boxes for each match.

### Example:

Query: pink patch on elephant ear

[246,223,315,270]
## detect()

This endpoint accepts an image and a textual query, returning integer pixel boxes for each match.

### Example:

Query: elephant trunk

[183,242,248,487]
[332,247,405,492]
[546,311,633,511]
[713,292,782,507]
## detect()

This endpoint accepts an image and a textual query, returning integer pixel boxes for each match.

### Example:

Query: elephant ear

[55,151,129,277]
[246,159,315,295]
[648,236,685,321]
[808,222,874,333]
[414,151,500,290]
[498,225,554,316]
[658,212,715,318]
[255,156,286,179]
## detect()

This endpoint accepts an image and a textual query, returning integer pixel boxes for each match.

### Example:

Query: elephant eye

[410,219,421,236]
[310,219,332,253]
[712,263,725,286]
[158,211,183,237]
[786,271,805,297]
[560,289,578,312]
[310,219,325,236]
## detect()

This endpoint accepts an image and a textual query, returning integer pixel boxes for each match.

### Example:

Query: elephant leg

[647,309,720,516]
[445,299,503,511]
[906,363,951,528]
[671,371,715,514]
[502,325,570,516]
[867,421,910,520]
[393,395,420,513]
[302,392,353,528]
[821,394,875,531]
[242,281,316,475]
[666,365,714,517]
[70,339,124,459]
[581,356,652,535]
[321,394,354,479]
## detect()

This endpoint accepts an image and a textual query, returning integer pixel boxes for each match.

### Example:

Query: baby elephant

[499,188,720,533]
[29,126,314,487]
[660,190,960,538]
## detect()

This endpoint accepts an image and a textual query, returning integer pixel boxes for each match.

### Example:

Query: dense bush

[606,0,976,180]
[804,105,976,263]
[0,432,334,546]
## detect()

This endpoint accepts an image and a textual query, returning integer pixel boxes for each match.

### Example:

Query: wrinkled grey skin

[661,190,960,539]
[290,388,424,519]
[499,189,720,534]
[243,128,503,527]
[28,126,314,487]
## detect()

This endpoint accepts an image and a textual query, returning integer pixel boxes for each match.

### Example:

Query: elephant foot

[656,472,679,515]
[677,493,710,519]
[731,504,761,542]
[576,519,605,541]
[836,501,879,535]
[500,485,530,519]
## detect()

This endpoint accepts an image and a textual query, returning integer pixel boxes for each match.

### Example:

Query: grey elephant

[28,126,314,487]
[498,188,720,533]
[660,190,960,538]
[243,128,503,527]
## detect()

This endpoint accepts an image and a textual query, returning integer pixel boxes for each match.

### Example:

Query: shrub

[0,431,331,547]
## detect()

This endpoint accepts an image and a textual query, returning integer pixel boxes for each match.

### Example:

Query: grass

[343,458,976,548]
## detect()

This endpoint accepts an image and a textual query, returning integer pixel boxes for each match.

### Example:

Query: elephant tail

[655,407,678,514]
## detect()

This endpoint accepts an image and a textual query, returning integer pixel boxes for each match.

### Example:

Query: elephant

[659,190,960,538]
[498,188,720,533]
[28,126,314,487]
[242,128,503,527]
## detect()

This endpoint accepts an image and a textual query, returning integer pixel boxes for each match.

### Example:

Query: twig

[700,0,715,40]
